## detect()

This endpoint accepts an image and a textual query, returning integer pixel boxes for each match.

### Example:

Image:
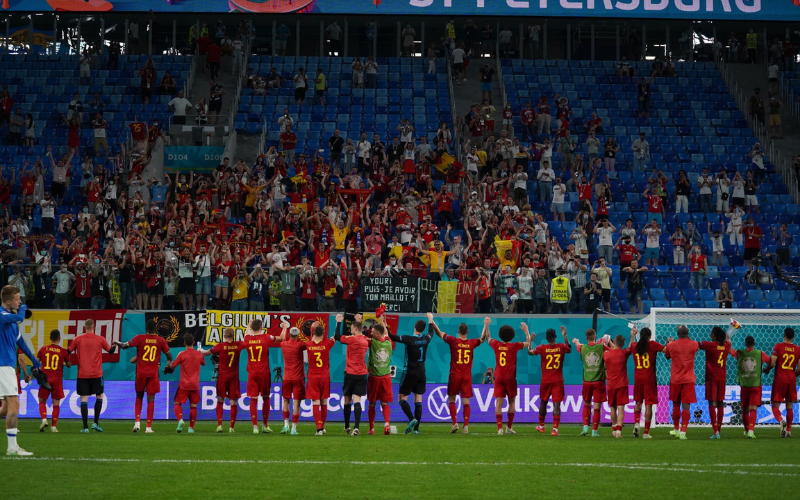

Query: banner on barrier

[20,380,795,425]
[144,311,207,347]
[20,309,125,363]
[203,310,329,345]
[360,277,475,313]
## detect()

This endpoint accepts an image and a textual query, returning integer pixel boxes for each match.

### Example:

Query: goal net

[630,308,799,427]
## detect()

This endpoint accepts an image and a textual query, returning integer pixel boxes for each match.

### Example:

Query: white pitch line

[3,456,800,477]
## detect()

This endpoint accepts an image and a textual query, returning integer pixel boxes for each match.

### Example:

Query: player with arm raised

[208,327,245,433]
[572,328,609,437]
[244,318,284,434]
[0,286,43,456]
[36,329,70,433]
[604,334,632,438]
[279,326,307,435]
[430,317,486,434]
[115,319,172,433]
[730,335,770,438]
[529,326,571,436]
[699,326,732,439]
[487,320,531,435]
[630,326,664,439]
[389,313,436,435]
[367,315,395,436]
[306,321,336,435]
[68,318,117,433]
[166,333,205,433]
[335,313,370,436]
[765,327,798,438]
[663,324,701,440]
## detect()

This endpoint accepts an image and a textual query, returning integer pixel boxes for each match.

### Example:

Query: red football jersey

[604,348,632,391]
[306,337,335,378]
[443,335,482,377]
[210,340,245,377]
[129,122,146,141]
[128,334,170,378]
[340,335,370,376]
[664,338,700,384]
[532,343,570,384]
[279,339,308,381]
[630,341,665,384]
[771,342,800,385]
[244,334,278,376]
[173,348,205,391]
[37,344,69,380]
[68,332,111,379]
[699,340,732,382]
[489,339,525,380]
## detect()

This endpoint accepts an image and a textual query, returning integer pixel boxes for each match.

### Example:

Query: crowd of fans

[0,22,796,316]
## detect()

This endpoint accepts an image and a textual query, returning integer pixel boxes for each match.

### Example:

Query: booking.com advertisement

[0,0,793,20]
[17,380,800,425]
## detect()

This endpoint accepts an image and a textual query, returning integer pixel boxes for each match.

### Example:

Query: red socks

[174,403,183,421]
[507,412,515,429]
[634,409,641,425]
[216,402,224,426]
[134,398,142,423]
[367,405,376,429]
[787,408,794,431]
[231,404,238,427]
[321,405,328,426]
[748,409,757,431]
[313,405,322,428]
[496,414,503,430]
[539,413,545,427]
[680,409,690,432]
[52,405,59,427]
[262,403,269,426]
[189,407,197,429]
[250,399,258,426]
[449,402,457,425]
[39,401,46,420]
[146,400,154,428]
[717,406,725,432]
[553,415,560,430]
[592,409,601,430]
[292,412,299,424]
[582,405,591,426]
[381,404,391,424]
[644,419,651,434]
[282,410,290,421]
[464,404,471,425]
[672,407,681,430]
[772,406,783,422]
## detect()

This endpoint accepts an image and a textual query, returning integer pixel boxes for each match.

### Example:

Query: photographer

[566,255,587,312]
[591,257,611,311]
[583,272,603,313]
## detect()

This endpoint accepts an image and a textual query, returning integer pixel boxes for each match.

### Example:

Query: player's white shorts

[0,366,19,398]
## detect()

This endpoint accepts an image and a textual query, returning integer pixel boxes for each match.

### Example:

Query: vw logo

[427,385,460,421]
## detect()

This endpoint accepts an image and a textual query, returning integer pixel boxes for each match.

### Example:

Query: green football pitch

[3,420,798,499]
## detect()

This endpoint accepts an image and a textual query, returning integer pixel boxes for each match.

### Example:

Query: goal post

[629,308,799,427]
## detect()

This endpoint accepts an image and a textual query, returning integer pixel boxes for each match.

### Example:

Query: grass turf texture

[3,420,798,499]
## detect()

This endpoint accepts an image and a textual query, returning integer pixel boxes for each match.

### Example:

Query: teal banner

[164,146,225,172]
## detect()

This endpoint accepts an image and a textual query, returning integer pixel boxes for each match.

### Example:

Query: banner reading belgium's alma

[18,309,124,363]
[203,310,329,345]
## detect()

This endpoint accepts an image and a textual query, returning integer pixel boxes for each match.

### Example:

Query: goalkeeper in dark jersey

[387,312,436,434]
